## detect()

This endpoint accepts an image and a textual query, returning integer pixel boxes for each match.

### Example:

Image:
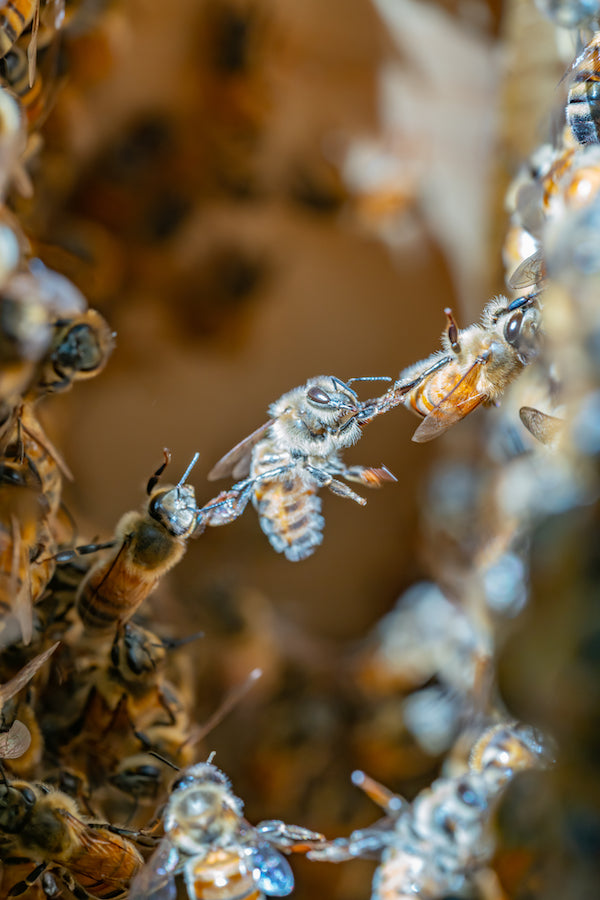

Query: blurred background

[15,0,574,896]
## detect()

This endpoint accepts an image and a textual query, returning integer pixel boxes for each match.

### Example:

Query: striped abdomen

[69,825,143,898]
[0,0,35,57]
[185,849,262,900]
[253,474,324,562]
[402,361,462,418]
[77,519,185,632]
[568,34,600,144]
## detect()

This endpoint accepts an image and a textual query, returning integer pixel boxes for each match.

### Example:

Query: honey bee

[74,450,201,633]
[0,453,57,644]
[0,0,37,61]
[535,0,600,29]
[200,376,396,561]
[0,641,57,762]
[23,259,114,399]
[366,297,542,442]
[62,623,194,792]
[567,32,600,145]
[129,760,328,900]
[309,724,551,898]
[0,777,143,897]
[0,38,54,128]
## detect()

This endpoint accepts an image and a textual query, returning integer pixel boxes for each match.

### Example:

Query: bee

[200,376,396,561]
[567,31,600,145]
[62,623,194,792]
[0,454,57,644]
[366,297,542,442]
[0,777,143,897]
[0,0,36,61]
[23,259,114,399]
[309,724,551,898]
[129,759,327,900]
[535,0,600,29]
[0,641,57,762]
[74,450,201,633]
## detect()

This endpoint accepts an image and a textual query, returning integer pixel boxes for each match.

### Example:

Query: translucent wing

[19,411,74,481]
[519,406,564,447]
[208,420,273,481]
[27,0,40,87]
[0,641,59,704]
[128,840,179,900]
[0,720,31,758]
[248,843,294,897]
[412,360,487,443]
[507,249,545,291]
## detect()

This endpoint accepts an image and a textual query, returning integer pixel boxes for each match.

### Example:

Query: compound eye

[307,387,330,405]
[504,312,522,345]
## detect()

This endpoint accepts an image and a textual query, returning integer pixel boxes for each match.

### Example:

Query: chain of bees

[0,0,598,898]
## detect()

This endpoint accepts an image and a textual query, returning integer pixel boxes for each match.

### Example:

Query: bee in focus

[73,450,201,633]
[200,375,396,561]
[0,776,143,897]
[309,723,551,899]
[129,759,327,900]
[365,296,542,442]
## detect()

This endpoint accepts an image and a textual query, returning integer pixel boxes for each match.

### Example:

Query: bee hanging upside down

[365,295,542,443]
[199,375,396,562]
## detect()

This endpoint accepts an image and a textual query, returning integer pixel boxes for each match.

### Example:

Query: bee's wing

[507,249,545,291]
[519,406,564,446]
[0,720,31,759]
[412,360,486,443]
[0,641,59,704]
[247,842,294,897]
[208,420,273,481]
[19,413,74,481]
[126,839,179,900]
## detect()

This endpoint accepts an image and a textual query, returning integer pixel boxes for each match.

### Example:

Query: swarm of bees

[0,1,598,899]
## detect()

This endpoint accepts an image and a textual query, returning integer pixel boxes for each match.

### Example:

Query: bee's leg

[305,465,367,506]
[197,466,293,527]
[197,478,256,526]
[42,539,117,565]
[335,463,397,488]
[7,861,48,896]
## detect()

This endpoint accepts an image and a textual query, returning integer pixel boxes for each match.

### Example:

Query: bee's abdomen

[568,38,600,144]
[254,477,324,561]
[77,553,150,633]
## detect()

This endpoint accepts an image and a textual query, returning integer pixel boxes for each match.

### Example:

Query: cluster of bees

[1,0,600,898]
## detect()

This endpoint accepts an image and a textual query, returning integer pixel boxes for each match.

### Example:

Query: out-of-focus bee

[535,0,600,29]
[0,0,37,62]
[567,31,600,145]
[22,259,114,400]
[0,777,143,897]
[0,453,56,644]
[129,759,328,900]
[200,376,396,561]
[366,297,542,442]
[73,451,201,633]
[309,723,550,898]
[62,623,195,800]
[0,641,57,762]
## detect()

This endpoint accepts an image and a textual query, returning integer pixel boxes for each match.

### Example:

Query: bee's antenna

[147,449,172,495]
[206,750,216,764]
[184,668,263,750]
[345,376,392,385]
[178,452,200,486]
[147,749,180,771]
[159,631,205,651]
